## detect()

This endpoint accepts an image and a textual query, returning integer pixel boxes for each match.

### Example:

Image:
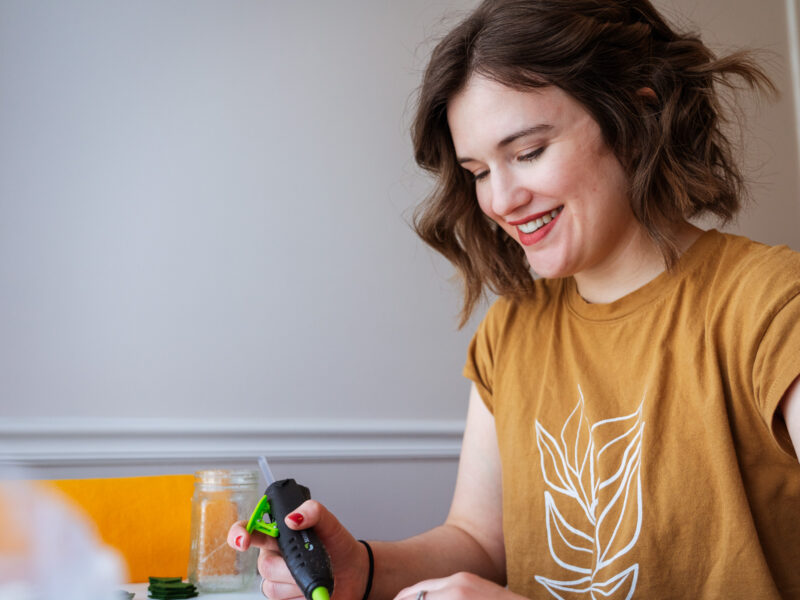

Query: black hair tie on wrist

[358,539,374,600]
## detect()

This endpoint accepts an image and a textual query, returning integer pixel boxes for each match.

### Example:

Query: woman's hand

[227,499,368,600]
[394,572,525,600]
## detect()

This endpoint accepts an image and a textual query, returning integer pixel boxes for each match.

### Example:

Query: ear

[636,87,657,101]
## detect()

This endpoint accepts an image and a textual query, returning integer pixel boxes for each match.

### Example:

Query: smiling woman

[411,0,775,325]
[447,80,648,297]
[230,1,800,599]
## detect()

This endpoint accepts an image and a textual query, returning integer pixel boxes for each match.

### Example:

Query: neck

[574,222,703,304]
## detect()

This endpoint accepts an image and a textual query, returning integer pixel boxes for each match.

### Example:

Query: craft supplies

[147,576,197,599]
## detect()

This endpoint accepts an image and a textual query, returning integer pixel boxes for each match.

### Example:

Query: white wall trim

[0,418,465,470]
[787,0,800,177]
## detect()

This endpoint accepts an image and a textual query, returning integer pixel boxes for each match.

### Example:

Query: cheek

[474,190,515,237]
[532,150,581,199]
[475,187,495,219]
[590,161,632,218]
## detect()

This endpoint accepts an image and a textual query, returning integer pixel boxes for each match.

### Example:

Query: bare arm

[227,384,508,600]
[781,374,800,457]
[366,384,506,599]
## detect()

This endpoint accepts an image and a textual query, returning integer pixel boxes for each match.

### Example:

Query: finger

[283,499,318,529]
[397,590,442,600]
[227,520,250,550]
[260,575,305,600]
[394,578,449,600]
[258,548,296,584]
[227,520,276,551]
[258,548,304,599]
[395,589,434,600]
[282,500,349,548]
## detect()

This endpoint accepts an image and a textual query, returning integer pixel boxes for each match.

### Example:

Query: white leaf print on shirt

[534,386,645,600]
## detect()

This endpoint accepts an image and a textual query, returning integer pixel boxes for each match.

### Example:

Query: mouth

[513,206,564,234]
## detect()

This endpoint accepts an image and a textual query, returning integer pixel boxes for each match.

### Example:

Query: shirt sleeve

[753,292,800,456]
[462,298,508,414]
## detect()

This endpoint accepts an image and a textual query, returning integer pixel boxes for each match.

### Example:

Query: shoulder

[467,278,564,384]
[708,231,800,308]
[715,231,800,272]
[694,232,800,347]
[482,277,565,328]
[471,278,565,355]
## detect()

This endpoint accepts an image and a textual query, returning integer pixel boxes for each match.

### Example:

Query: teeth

[517,207,562,234]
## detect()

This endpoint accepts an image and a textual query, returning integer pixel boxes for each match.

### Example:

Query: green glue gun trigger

[246,495,279,538]
[246,471,334,600]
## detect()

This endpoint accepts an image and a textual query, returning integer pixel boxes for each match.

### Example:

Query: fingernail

[287,513,304,525]
[235,535,243,548]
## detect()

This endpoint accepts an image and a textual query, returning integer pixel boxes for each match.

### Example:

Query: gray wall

[0,0,480,422]
[660,0,800,248]
[1,0,798,543]
[1,1,798,424]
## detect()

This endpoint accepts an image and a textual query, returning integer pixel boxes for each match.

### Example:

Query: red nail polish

[287,513,304,525]
[235,535,243,548]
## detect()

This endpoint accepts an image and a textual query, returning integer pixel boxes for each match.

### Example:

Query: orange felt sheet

[46,475,194,583]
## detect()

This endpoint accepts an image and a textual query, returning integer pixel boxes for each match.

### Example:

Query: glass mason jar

[188,469,260,592]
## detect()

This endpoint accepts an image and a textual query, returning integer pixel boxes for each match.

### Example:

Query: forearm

[362,387,506,599]
[366,522,506,600]
[781,374,800,458]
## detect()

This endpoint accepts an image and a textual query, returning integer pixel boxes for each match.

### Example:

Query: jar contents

[188,469,259,592]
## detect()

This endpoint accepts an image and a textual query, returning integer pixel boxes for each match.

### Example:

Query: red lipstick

[514,206,563,246]
[508,208,557,226]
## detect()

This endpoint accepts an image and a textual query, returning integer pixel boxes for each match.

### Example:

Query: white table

[124,582,263,599]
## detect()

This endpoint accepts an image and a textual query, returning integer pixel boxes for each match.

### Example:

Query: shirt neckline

[563,228,722,322]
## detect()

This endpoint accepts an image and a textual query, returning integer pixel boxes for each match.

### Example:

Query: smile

[517,207,563,234]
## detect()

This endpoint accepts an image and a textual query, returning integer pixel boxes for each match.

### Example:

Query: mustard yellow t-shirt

[464,230,800,599]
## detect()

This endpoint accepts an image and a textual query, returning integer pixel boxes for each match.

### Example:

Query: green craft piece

[246,494,280,537]
[147,577,198,600]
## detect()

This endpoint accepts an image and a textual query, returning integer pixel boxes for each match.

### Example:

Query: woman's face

[447,75,642,282]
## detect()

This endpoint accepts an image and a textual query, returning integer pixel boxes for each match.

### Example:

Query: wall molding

[787,0,800,178]
[0,417,465,470]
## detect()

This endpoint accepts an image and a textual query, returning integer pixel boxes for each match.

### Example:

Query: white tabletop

[124,582,263,599]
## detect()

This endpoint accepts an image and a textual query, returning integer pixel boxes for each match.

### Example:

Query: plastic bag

[0,470,124,600]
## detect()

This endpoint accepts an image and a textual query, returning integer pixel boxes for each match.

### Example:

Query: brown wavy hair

[411,0,775,327]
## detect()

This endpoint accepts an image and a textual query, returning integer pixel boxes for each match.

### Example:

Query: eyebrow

[457,124,553,165]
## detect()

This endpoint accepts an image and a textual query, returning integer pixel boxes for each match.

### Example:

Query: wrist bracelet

[358,539,374,600]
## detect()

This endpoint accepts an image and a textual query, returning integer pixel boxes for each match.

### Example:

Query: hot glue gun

[246,456,334,600]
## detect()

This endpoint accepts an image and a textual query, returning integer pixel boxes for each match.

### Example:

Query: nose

[488,167,532,218]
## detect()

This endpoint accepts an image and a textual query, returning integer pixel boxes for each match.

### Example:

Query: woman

[228,1,800,597]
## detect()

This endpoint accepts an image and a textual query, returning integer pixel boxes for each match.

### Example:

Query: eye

[518,147,545,162]
[472,170,489,182]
